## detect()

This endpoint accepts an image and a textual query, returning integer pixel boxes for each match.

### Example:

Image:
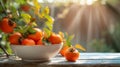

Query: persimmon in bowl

[8,29,63,62]
[10,43,63,62]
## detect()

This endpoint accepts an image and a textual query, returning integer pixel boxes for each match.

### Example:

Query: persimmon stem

[69,47,75,52]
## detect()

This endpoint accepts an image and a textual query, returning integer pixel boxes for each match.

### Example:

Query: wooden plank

[0,53,120,67]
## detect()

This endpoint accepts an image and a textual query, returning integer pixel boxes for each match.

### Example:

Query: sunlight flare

[80,0,98,5]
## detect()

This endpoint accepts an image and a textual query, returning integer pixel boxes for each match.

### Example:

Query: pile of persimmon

[0,17,62,45]
[8,28,62,46]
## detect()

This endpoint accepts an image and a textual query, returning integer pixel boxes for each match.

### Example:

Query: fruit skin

[60,46,69,56]
[20,4,30,12]
[0,22,2,30]
[48,33,62,44]
[9,32,22,45]
[36,39,43,45]
[21,38,35,46]
[64,47,79,62]
[28,28,43,41]
[0,18,16,33]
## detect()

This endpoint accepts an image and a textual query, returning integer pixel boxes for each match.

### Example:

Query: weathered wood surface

[0,53,120,67]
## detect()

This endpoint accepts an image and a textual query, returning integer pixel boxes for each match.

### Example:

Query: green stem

[0,44,9,58]
[0,34,9,58]
[23,25,30,34]
[0,0,7,15]
[0,0,5,10]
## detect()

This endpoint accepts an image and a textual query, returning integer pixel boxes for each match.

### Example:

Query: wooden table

[0,53,120,67]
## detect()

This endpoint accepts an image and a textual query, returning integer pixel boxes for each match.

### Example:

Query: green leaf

[28,28,36,34]
[68,34,74,42]
[64,32,68,38]
[10,6,17,12]
[0,6,3,12]
[32,22,37,26]
[43,6,49,15]
[6,42,13,54]
[43,28,52,38]
[66,40,72,47]
[10,6,18,18]
[45,21,53,30]
[75,44,86,51]
[33,0,41,15]
[21,13,31,23]
[15,0,26,4]
[15,26,25,33]
[63,33,74,47]
[44,15,53,23]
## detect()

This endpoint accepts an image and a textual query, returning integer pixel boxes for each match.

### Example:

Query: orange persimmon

[28,28,43,41]
[20,4,30,12]
[48,33,62,44]
[36,39,43,45]
[9,32,22,45]
[60,46,69,56]
[21,38,35,46]
[0,17,16,33]
[64,47,79,62]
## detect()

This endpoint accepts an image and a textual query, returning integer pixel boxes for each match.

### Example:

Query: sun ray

[94,4,101,38]
[66,6,87,44]
[86,6,93,51]
[98,5,110,32]
[67,6,86,33]
[59,0,117,51]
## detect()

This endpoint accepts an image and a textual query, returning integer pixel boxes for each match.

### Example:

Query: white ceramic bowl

[10,44,63,62]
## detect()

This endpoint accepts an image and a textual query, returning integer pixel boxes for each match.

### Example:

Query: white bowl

[10,44,63,62]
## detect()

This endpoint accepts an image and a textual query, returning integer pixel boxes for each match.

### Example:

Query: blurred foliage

[89,39,115,52]
[0,33,13,55]
[107,0,120,5]
[111,23,120,51]
[89,22,120,52]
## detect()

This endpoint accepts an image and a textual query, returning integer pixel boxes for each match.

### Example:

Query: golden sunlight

[80,0,98,5]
